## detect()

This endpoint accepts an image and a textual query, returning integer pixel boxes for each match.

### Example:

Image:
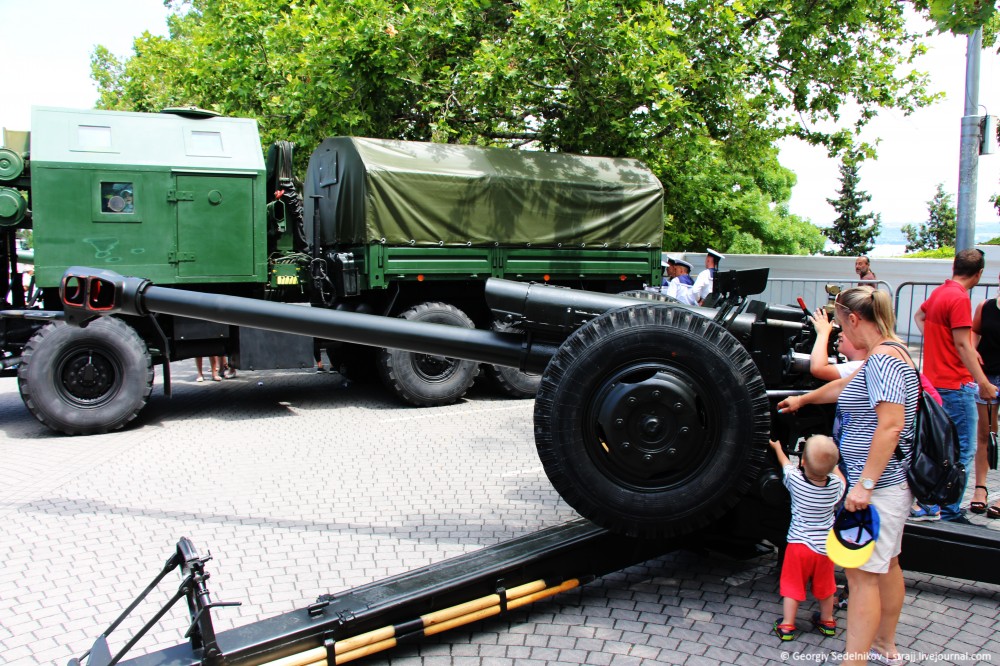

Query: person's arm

[953,326,998,400]
[777,373,852,413]
[691,270,710,302]
[972,301,986,348]
[844,400,905,511]
[832,465,846,488]
[808,308,841,381]
[972,301,985,358]
[914,307,926,334]
[768,439,790,468]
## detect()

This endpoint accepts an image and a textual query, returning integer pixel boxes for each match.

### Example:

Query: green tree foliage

[902,183,957,252]
[823,152,882,256]
[918,0,997,35]
[92,0,947,254]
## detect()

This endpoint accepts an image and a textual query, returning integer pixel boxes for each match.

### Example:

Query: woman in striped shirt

[778,287,919,666]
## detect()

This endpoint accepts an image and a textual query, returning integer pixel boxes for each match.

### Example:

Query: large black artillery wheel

[378,302,480,406]
[18,318,153,435]
[484,320,541,399]
[534,304,769,538]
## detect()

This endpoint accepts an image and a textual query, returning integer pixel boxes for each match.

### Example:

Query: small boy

[769,435,846,641]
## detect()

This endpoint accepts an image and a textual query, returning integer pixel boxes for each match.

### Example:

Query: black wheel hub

[60,349,118,404]
[592,365,708,484]
[412,354,458,382]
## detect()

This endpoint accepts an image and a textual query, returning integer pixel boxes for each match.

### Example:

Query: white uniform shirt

[691,269,713,302]
[665,277,698,305]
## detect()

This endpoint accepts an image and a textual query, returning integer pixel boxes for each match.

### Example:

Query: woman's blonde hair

[835,286,900,341]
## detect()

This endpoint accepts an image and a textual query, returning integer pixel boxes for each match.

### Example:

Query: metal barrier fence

[757,277,998,371]
[756,277,893,312]
[894,281,998,368]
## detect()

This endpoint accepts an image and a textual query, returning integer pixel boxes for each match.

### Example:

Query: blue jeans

[917,383,978,520]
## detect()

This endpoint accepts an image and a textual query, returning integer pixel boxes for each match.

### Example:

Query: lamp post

[956,27,983,252]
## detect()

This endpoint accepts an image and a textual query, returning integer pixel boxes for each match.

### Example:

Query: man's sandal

[970,485,989,514]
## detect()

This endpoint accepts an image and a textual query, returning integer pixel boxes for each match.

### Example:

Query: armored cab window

[77,125,113,150]
[186,130,225,156]
[101,182,135,213]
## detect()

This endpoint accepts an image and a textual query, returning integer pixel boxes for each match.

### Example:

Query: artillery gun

[60,264,819,539]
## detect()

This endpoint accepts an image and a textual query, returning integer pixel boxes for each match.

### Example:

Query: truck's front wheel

[18,319,153,435]
[378,302,480,406]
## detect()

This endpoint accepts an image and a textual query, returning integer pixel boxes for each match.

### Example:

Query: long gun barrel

[62,267,718,374]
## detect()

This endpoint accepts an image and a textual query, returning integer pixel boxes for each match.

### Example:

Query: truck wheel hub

[411,354,458,381]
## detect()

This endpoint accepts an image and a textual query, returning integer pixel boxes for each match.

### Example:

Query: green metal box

[29,107,267,288]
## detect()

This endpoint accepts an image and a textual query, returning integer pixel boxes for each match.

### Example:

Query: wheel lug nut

[680,427,689,436]
[668,448,677,456]
[673,402,683,411]
[652,390,661,399]
[628,397,637,405]
[621,441,630,450]
[643,454,652,461]
[615,419,624,428]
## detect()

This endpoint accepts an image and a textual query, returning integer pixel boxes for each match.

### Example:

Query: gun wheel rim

[584,362,715,490]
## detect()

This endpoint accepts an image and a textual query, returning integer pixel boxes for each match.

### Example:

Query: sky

[2,1,1000,233]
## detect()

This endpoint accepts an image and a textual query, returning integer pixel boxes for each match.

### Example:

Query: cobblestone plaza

[1,367,998,665]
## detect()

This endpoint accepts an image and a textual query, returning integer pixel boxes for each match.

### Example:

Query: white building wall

[669,248,1000,348]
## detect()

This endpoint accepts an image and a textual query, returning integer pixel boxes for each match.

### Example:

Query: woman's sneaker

[909,504,941,521]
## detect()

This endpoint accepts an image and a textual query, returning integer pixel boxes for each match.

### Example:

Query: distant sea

[828,223,1000,258]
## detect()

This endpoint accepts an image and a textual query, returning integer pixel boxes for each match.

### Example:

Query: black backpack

[881,342,966,506]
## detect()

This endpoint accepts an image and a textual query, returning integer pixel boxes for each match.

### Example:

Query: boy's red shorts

[780,542,836,602]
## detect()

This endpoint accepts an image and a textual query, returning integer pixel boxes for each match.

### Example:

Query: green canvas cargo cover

[304,138,663,249]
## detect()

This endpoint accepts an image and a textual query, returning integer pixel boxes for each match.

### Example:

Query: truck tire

[377,302,480,406]
[18,319,154,435]
[484,321,541,398]
[534,304,769,538]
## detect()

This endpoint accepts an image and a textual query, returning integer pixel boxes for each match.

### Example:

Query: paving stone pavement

[2,365,999,666]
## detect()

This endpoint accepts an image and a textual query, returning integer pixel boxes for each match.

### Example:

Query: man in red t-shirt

[913,249,998,523]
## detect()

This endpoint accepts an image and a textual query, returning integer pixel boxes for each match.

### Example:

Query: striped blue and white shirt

[783,464,845,554]
[832,353,919,490]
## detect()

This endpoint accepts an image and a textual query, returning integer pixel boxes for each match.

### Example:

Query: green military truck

[0,106,664,435]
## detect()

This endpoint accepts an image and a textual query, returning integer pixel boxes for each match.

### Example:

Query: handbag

[989,403,998,471]
[879,343,967,506]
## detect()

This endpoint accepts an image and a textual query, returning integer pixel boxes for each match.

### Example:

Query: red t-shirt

[920,279,973,389]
